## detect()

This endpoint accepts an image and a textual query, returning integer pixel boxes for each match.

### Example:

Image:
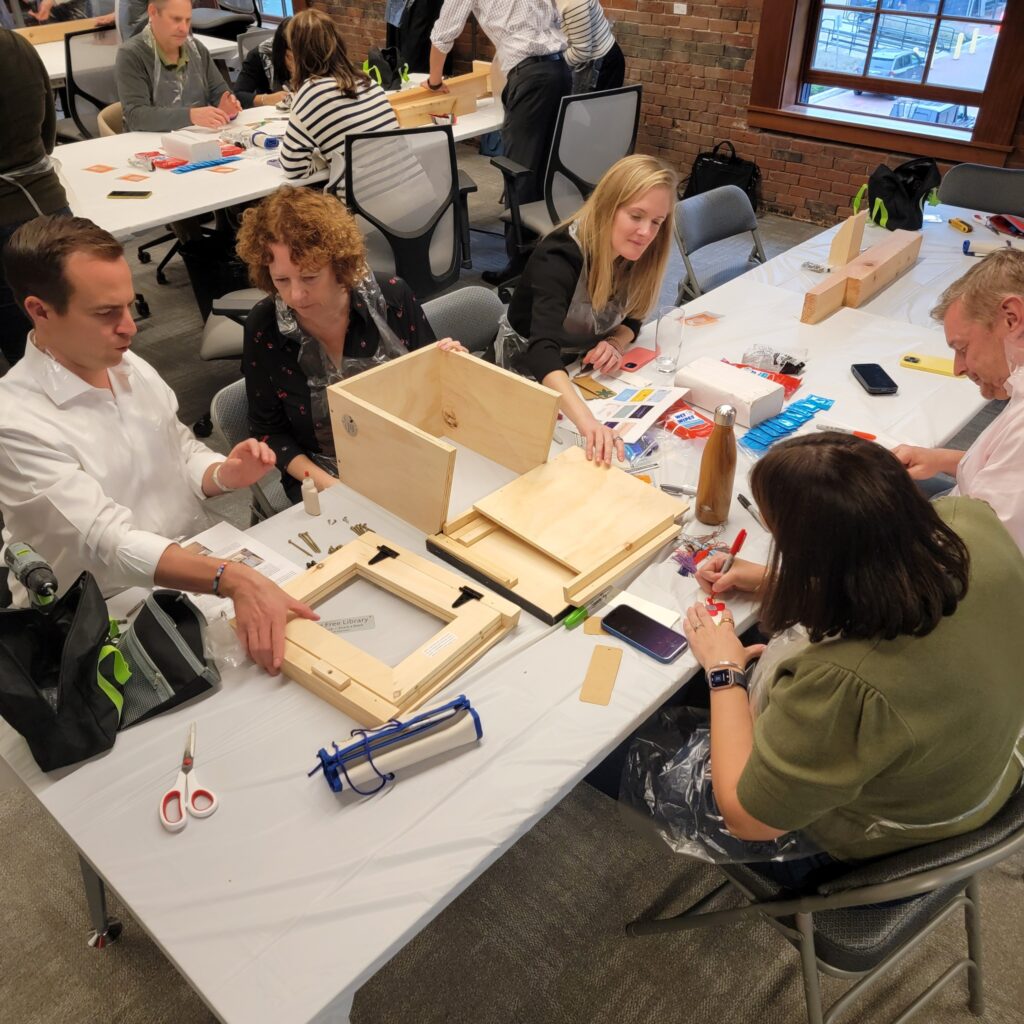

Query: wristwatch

[426,78,444,91]
[707,666,748,691]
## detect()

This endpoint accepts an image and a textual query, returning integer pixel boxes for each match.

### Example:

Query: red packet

[725,361,803,399]
[656,399,715,439]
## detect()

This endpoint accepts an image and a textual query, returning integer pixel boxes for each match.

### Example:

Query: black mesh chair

[188,0,259,41]
[343,124,462,301]
[492,85,642,264]
[61,25,120,140]
[626,784,1024,1024]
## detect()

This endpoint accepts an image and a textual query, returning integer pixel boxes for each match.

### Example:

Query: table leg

[79,855,123,949]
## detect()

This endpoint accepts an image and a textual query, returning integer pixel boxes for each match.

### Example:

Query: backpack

[682,141,762,211]
[853,158,941,231]
[363,46,409,92]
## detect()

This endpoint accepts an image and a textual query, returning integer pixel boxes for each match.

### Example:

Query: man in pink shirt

[895,249,1024,550]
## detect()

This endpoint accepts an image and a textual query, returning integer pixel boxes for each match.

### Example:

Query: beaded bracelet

[212,561,228,595]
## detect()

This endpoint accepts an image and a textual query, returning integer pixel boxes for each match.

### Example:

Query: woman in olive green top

[684,432,1024,873]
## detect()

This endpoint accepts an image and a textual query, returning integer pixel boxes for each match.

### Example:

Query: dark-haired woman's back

[740,496,1024,862]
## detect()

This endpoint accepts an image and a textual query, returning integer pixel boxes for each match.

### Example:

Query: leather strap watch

[707,666,749,691]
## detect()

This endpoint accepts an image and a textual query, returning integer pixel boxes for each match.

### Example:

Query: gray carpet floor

[0,153,1015,1024]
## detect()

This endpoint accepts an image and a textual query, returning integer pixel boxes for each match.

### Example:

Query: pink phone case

[620,347,657,372]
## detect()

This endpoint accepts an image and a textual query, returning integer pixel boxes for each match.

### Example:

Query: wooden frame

[327,344,560,534]
[281,532,519,726]
[388,62,493,128]
[428,447,686,623]
[748,0,1024,165]
[16,15,106,44]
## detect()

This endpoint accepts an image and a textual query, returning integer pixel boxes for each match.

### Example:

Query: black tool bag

[117,590,220,728]
[363,46,408,91]
[854,158,940,231]
[682,141,762,210]
[0,573,123,771]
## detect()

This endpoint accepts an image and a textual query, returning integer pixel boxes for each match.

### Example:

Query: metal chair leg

[965,877,984,1016]
[79,855,122,949]
[795,912,825,1024]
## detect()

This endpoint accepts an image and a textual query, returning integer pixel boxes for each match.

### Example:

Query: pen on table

[564,588,613,629]
[660,482,698,497]
[816,422,877,441]
[737,493,768,531]
[719,529,747,576]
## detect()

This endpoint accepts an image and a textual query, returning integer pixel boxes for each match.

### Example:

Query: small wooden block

[583,616,605,635]
[827,210,867,270]
[579,645,622,706]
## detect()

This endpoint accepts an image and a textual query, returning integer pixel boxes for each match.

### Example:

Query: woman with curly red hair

[236,187,464,503]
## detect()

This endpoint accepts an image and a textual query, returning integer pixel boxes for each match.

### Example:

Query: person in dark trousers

[427,0,571,284]
[0,29,72,368]
[235,17,292,109]
[555,0,625,93]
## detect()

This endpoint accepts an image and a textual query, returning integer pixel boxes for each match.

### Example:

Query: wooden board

[801,272,850,325]
[328,388,455,535]
[388,65,492,128]
[827,210,867,270]
[579,645,622,706]
[281,532,518,726]
[16,15,104,43]
[472,447,681,572]
[440,353,559,475]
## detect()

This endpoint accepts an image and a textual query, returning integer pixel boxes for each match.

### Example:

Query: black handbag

[682,140,762,210]
[0,573,123,771]
[854,157,940,231]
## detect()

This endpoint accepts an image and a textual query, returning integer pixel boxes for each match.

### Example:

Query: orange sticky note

[84,164,115,173]
[119,173,149,182]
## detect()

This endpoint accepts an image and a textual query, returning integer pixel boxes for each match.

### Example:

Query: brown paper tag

[579,645,622,706]
[583,615,606,636]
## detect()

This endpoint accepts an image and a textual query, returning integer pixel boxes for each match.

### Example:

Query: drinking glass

[654,306,685,374]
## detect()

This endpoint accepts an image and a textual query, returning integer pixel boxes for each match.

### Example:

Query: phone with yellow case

[900,353,956,376]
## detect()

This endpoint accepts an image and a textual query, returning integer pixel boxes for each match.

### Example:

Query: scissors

[159,722,218,833]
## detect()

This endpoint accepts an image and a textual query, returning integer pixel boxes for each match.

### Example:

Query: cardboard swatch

[84,164,115,173]
[119,173,149,182]
[583,616,605,636]
[579,645,622,706]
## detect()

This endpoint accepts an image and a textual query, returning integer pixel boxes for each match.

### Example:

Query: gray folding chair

[61,26,120,140]
[493,85,643,254]
[343,125,463,301]
[627,783,1024,1024]
[236,25,273,62]
[938,163,1024,217]
[422,286,505,354]
[210,378,291,521]
[189,0,259,41]
[673,184,767,303]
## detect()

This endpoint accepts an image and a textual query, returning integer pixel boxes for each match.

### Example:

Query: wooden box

[327,344,560,534]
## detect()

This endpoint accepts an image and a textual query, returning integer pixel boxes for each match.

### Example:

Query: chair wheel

[193,413,213,438]
[498,285,513,303]
[156,271,169,285]
[137,249,152,264]
[135,298,151,319]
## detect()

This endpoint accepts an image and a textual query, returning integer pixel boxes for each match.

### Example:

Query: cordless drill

[4,541,59,608]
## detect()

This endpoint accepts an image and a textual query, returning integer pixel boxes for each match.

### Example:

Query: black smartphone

[851,363,898,395]
[601,604,688,664]
[106,190,153,199]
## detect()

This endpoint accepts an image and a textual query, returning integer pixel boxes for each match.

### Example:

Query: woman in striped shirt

[279,9,399,198]
[555,0,625,94]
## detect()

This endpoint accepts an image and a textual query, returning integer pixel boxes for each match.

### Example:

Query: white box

[674,356,785,427]
[159,130,222,163]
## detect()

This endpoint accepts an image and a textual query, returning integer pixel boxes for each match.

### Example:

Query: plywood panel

[329,389,455,535]
[440,353,558,474]
[472,447,680,572]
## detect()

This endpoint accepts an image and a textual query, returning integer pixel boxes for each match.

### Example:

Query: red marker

[719,529,747,575]
[816,422,877,442]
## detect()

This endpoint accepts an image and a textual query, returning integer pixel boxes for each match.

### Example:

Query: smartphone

[107,190,153,199]
[601,604,688,663]
[851,363,898,395]
[620,347,657,372]
[900,353,956,377]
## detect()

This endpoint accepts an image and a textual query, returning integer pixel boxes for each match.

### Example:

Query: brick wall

[315,0,1023,226]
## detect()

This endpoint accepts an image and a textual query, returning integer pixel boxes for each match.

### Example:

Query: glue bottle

[695,404,736,525]
[301,472,321,516]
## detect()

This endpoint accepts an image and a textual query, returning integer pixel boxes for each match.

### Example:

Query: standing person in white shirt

[427,0,571,285]
[555,0,624,94]
[893,249,1024,551]
[0,216,318,673]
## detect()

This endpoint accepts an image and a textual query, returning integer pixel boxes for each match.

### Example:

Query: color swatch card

[567,385,690,442]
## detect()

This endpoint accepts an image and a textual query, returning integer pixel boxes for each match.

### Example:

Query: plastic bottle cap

[713,404,737,427]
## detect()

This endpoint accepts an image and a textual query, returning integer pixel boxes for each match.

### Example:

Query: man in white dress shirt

[0,215,317,673]
[894,249,1024,551]
[427,0,571,283]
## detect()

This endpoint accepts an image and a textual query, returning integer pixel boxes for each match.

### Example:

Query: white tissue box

[159,130,222,163]
[674,357,785,427]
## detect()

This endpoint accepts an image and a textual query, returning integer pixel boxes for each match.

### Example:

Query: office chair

[491,85,642,270]
[673,184,766,302]
[939,163,1024,218]
[627,783,1024,1024]
[236,24,273,62]
[188,0,259,41]
[60,25,120,140]
[343,124,464,301]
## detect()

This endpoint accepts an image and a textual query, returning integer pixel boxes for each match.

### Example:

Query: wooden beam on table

[16,15,104,44]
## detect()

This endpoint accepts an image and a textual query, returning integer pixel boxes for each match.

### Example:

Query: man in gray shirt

[116,0,241,131]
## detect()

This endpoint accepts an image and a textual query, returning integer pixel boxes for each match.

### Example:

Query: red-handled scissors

[160,722,218,833]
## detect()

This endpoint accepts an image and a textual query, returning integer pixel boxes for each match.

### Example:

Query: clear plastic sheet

[620,705,823,863]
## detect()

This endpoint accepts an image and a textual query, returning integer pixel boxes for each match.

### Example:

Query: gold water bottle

[695,404,737,525]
